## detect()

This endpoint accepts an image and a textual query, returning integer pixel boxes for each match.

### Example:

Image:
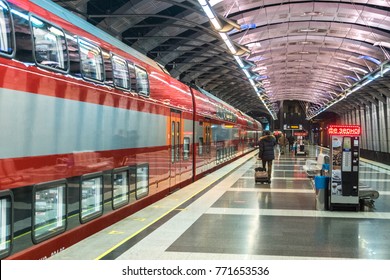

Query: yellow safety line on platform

[95,176,221,260]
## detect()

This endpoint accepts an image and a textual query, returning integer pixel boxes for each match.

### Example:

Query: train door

[203,120,212,164]
[170,110,182,189]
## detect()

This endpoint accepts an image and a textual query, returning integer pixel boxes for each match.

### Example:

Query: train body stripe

[0,88,167,159]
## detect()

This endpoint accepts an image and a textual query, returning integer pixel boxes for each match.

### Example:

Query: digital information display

[283,124,302,130]
[328,125,361,136]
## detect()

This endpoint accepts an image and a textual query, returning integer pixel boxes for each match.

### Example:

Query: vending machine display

[328,125,360,210]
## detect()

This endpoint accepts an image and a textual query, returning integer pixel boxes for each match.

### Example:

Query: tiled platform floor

[50,145,390,260]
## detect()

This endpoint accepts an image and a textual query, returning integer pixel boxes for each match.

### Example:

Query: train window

[198,137,204,156]
[135,66,150,96]
[32,180,67,244]
[31,16,69,72]
[0,191,13,259]
[11,5,34,63]
[183,137,190,160]
[112,55,130,90]
[135,164,149,200]
[79,39,104,82]
[112,167,130,210]
[66,33,81,76]
[80,172,104,223]
[0,1,14,57]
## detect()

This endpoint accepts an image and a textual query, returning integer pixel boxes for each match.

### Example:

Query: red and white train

[0,0,262,259]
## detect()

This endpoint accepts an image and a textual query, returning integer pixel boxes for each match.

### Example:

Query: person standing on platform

[258,130,277,180]
[278,133,288,154]
[287,134,295,152]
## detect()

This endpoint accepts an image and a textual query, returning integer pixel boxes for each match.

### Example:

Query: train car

[0,0,262,259]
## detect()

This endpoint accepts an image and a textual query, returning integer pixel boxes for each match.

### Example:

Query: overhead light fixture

[247,55,264,61]
[198,0,240,33]
[234,56,255,69]
[299,28,318,32]
[253,66,267,71]
[298,41,313,45]
[307,59,390,120]
[358,55,381,65]
[301,12,323,17]
[348,67,368,74]
[233,42,251,56]
[344,75,359,82]
[198,0,276,119]
[217,15,241,33]
[219,32,236,54]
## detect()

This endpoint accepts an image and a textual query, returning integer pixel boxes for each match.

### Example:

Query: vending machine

[328,125,361,211]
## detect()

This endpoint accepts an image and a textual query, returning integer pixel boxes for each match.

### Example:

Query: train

[0,0,262,259]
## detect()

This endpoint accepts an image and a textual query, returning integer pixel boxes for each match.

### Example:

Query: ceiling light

[348,67,368,74]
[246,42,261,48]
[253,66,267,71]
[219,32,236,54]
[344,75,358,82]
[301,12,323,16]
[198,0,276,119]
[234,55,245,68]
[198,0,240,32]
[299,28,318,32]
[358,55,381,65]
[298,41,313,45]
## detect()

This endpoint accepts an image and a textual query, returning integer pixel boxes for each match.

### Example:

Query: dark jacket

[259,135,276,160]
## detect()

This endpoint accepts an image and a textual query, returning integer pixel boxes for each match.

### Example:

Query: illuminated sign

[294,132,308,136]
[328,125,361,136]
[283,124,302,130]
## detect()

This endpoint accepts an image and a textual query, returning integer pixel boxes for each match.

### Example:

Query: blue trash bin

[321,164,330,176]
[314,176,329,210]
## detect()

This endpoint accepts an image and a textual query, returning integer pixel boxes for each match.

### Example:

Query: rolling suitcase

[254,167,270,184]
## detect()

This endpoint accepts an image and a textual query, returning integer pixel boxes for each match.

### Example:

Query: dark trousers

[262,160,273,178]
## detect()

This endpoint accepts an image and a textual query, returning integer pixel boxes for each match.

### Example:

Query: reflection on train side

[80,173,103,223]
[33,181,67,244]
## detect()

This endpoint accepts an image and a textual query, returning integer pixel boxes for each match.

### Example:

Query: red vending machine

[328,125,361,211]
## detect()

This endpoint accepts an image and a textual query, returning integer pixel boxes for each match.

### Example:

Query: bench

[303,153,329,177]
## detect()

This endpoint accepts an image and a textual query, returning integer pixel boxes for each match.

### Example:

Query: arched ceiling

[52,0,390,123]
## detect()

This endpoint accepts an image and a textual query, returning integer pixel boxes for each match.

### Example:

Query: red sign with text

[328,125,361,136]
[294,132,308,136]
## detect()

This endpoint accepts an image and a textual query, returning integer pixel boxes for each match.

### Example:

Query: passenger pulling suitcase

[255,167,270,184]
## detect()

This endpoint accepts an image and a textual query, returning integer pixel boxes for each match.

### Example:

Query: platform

[49,145,390,260]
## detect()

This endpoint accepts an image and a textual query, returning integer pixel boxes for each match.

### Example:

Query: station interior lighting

[306,59,390,120]
[197,0,277,120]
